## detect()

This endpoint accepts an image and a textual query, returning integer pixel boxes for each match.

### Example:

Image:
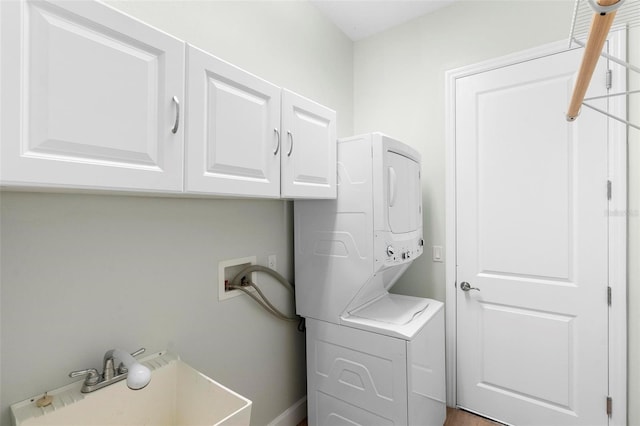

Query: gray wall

[0,2,353,425]
[353,1,639,424]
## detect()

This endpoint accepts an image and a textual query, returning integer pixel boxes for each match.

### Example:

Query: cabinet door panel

[0,0,185,191]
[281,89,336,199]
[186,45,280,197]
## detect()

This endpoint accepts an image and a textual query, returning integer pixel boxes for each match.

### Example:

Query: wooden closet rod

[566,0,621,121]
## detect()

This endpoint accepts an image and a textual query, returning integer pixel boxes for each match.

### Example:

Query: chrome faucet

[69,348,151,393]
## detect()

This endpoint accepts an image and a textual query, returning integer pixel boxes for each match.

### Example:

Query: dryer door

[386,151,421,233]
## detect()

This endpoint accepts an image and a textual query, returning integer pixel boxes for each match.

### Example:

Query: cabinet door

[0,0,185,192]
[281,89,337,199]
[186,45,281,197]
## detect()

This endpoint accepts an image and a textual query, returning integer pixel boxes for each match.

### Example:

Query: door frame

[444,30,627,425]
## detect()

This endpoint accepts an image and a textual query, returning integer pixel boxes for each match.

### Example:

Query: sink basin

[11,352,251,426]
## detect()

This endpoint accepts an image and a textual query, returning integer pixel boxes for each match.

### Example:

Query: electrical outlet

[218,256,257,301]
[268,254,277,270]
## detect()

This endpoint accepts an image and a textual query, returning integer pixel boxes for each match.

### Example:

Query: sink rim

[10,351,252,426]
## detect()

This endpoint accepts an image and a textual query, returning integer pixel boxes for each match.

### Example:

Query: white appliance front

[295,133,445,426]
[294,133,424,325]
[306,300,445,426]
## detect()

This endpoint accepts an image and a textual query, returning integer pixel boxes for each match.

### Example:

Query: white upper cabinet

[0,0,336,199]
[186,45,281,198]
[186,47,336,199]
[281,89,337,199]
[0,0,185,192]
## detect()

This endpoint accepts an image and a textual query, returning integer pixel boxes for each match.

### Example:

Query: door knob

[460,281,480,292]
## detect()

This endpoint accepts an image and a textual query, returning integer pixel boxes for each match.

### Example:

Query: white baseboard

[268,396,307,426]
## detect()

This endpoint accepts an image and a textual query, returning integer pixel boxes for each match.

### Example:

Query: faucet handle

[130,348,145,358]
[69,368,100,386]
[117,348,146,374]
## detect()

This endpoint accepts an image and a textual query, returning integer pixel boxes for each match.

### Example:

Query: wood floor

[297,407,501,426]
[444,407,502,426]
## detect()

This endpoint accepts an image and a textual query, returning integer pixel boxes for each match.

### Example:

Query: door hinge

[607,180,612,200]
[606,69,612,90]
[608,286,612,306]
[606,396,612,417]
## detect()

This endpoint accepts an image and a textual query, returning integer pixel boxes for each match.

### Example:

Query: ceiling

[309,0,458,41]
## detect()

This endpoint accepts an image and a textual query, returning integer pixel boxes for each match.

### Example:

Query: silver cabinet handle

[460,281,480,292]
[274,128,281,155]
[287,130,293,157]
[171,96,180,134]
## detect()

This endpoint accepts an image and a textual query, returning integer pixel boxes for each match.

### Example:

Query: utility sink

[11,352,252,426]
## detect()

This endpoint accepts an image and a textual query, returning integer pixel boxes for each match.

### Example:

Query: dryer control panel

[376,232,424,268]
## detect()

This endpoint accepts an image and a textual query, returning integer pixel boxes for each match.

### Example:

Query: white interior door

[455,48,609,425]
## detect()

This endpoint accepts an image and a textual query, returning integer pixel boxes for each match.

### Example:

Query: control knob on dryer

[386,246,395,257]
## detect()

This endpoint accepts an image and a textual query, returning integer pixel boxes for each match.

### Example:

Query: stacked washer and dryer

[294,133,446,426]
